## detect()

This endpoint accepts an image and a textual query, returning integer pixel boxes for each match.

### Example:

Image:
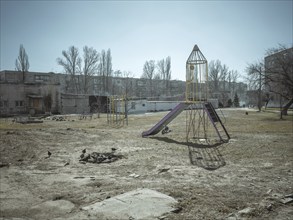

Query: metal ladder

[204,102,230,142]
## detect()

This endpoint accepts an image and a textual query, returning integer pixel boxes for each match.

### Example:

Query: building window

[15,101,24,107]
[131,102,136,109]
[35,75,49,81]
[0,100,8,108]
[137,81,145,86]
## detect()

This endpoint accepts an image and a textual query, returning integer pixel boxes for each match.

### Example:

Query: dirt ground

[0,108,292,220]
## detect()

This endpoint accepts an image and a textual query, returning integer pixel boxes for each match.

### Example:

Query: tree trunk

[22,71,25,82]
[281,98,293,115]
[257,72,262,112]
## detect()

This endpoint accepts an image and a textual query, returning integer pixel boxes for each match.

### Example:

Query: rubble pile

[51,116,66,121]
[79,149,123,164]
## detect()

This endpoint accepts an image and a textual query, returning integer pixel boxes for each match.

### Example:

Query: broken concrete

[81,188,178,220]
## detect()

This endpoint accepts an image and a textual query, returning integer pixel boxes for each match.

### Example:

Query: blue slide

[142,102,189,137]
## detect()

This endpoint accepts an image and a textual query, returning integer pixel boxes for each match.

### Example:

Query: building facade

[264,47,293,108]
[1,70,249,116]
[0,70,186,116]
[0,70,60,116]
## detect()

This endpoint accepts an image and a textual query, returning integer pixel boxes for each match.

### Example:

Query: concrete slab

[82,188,178,220]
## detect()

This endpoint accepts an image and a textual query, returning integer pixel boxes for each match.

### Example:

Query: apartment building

[0,70,186,116]
[1,70,249,116]
[264,47,293,108]
[0,70,60,116]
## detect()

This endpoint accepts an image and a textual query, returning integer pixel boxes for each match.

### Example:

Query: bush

[233,93,240,107]
[227,99,233,107]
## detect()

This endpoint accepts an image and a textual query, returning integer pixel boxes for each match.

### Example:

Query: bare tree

[230,70,240,84]
[165,56,171,94]
[165,57,171,80]
[113,70,122,78]
[246,45,293,116]
[57,46,81,93]
[246,62,265,112]
[264,45,293,115]
[142,60,155,79]
[15,44,30,81]
[208,60,222,93]
[157,59,166,80]
[153,73,161,98]
[98,50,106,93]
[82,46,99,94]
[208,59,223,104]
[157,56,171,95]
[141,60,155,97]
[229,70,241,98]
[122,71,134,96]
[97,49,112,94]
[106,49,112,93]
[220,64,229,92]
[122,71,134,125]
[153,73,161,80]
[157,58,166,96]
[209,60,240,106]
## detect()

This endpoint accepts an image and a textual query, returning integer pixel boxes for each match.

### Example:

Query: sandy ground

[0,108,292,219]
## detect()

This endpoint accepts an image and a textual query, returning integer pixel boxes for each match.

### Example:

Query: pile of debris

[51,116,66,121]
[79,148,123,164]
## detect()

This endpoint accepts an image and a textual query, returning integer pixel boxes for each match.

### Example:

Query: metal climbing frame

[107,95,127,126]
[185,45,209,143]
[185,44,208,103]
[185,45,229,143]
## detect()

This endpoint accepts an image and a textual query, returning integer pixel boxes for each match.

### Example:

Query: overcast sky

[1,0,292,81]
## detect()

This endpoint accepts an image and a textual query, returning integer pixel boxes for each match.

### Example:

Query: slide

[142,102,189,137]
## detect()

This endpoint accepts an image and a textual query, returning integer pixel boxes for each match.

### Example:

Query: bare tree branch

[142,60,155,80]
[157,59,165,80]
[157,56,171,95]
[15,44,29,81]
[141,60,155,97]
[57,46,82,93]
[97,49,112,94]
[208,60,222,92]
[165,56,171,81]
[82,46,99,94]
[245,45,293,114]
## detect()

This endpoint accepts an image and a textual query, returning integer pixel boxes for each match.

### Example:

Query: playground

[0,108,292,219]
[1,45,292,219]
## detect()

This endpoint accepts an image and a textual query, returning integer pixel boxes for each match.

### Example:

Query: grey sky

[1,0,292,81]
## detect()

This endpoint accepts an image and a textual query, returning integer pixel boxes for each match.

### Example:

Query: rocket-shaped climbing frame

[142,44,230,143]
[186,45,208,102]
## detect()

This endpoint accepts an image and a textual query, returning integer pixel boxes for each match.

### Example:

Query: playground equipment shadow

[188,144,226,170]
[150,136,225,170]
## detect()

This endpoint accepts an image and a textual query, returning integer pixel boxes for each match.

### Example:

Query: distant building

[264,47,293,108]
[0,70,60,116]
[0,70,186,116]
[0,70,249,116]
[209,81,247,107]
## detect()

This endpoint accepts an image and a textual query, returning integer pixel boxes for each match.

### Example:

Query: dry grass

[0,108,292,219]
